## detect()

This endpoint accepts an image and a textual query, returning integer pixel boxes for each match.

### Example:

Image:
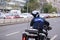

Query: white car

[21,13,33,18]
[20,14,28,18]
[5,13,15,19]
[40,14,50,18]
[0,12,6,19]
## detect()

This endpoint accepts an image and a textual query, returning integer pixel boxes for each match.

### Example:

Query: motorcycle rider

[30,10,52,36]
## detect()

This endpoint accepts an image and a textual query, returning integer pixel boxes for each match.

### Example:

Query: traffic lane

[0,23,29,35]
[46,18,60,40]
[0,18,60,40]
[0,23,30,40]
[50,23,60,40]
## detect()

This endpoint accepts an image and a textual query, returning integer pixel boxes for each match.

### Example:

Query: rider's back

[33,17,44,29]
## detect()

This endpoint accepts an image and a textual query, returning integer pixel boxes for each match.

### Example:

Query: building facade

[0,0,26,12]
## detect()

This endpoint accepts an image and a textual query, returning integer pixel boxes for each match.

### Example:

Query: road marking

[51,35,58,40]
[5,31,20,36]
[54,21,57,22]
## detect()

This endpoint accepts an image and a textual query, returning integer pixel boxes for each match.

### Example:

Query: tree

[22,0,40,13]
[49,7,57,13]
[28,0,40,12]
[6,0,10,2]
[42,4,57,13]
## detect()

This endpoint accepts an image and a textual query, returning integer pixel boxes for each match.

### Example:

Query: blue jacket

[30,17,49,29]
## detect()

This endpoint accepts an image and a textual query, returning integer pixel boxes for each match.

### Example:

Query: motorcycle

[22,25,51,40]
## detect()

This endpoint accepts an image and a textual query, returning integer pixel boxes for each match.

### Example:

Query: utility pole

[26,0,29,13]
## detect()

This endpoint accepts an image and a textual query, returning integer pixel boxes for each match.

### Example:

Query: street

[0,17,60,40]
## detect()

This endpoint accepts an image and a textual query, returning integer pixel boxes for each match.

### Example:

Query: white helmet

[32,10,40,15]
[31,10,40,17]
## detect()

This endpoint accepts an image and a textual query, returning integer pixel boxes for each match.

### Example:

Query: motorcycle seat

[25,29,38,34]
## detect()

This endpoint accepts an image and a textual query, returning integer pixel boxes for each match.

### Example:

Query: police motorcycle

[22,24,51,40]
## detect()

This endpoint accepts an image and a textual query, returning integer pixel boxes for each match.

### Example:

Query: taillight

[22,37,26,40]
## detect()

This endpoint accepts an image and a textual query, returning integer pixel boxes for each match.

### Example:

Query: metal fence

[0,18,32,26]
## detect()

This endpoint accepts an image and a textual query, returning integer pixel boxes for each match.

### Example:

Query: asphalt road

[0,17,60,40]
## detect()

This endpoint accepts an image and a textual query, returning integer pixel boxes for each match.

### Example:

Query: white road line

[5,31,20,36]
[51,35,58,40]
[54,21,57,22]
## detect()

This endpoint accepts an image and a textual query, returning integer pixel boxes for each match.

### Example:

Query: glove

[47,26,52,30]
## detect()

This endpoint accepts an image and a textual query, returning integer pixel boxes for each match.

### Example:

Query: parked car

[40,14,50,18]
[23,13,33,17]
[0,12,6,19]
[5,13,15,19]
[20,13,33,18]
[5,13,21,19]
[20,14,28,18]
[12,13,22,18]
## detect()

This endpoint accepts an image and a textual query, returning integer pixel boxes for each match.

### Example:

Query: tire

[47,38,50,40]
[22,33,28,40]
[42,36,50,40]
[35,38,38,40]
[40,35,47,40]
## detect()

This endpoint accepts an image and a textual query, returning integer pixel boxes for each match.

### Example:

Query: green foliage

[28,0,40,12]
[21,6,27,13]
[42,4,57,13]
[49,7,57,13]
[22,0,40,13]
